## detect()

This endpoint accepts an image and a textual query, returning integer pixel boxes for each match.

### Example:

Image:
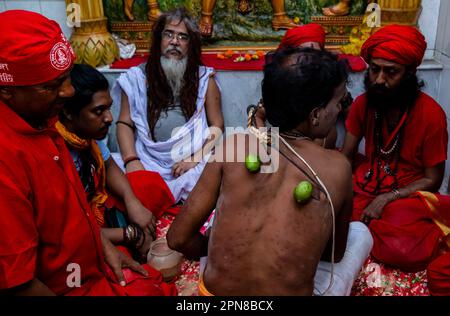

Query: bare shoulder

[318,148,352,182]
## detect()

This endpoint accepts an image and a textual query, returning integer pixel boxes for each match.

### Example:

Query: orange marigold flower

[225,50,234,58]
[256,50,265,58]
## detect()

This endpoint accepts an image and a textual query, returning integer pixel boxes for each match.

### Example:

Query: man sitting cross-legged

[57,64,177,264]
[167,47,373,296]
[342,25,449,273]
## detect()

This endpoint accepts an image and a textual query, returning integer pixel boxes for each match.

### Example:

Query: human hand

[101,234,148,286]
[126,198,156,239]
[125,159,145,173]
[172,161,199,178]
[360,193,393,224]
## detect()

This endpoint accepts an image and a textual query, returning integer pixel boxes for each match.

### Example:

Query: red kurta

[345,92,448,271]
[0,102,174,296]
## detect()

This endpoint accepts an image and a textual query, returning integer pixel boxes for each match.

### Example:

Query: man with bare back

[168,47,373,296]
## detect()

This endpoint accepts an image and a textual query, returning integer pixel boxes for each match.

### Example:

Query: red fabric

[101,245,177,296]
[361,24,427,68]
[111,54,148,69]
[0,10,75,86]
[278,24,326,50]
[353,194,443,272]
[346,92,448,197]
[346,93,447,272]
[428,252,450,296]
[127,170,180,218]
[0,101,173,296]
[338,54,367,73]
[110,53,265,71]
[111,52,366,73]
[0,101,104,294]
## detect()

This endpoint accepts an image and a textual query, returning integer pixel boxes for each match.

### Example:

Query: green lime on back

[245,154,261,173]
[294,181,313,204]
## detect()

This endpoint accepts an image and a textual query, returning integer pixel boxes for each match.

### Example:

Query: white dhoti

[313,221,373,296]
[111,65,215,202]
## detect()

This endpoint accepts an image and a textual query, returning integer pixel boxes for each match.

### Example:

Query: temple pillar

[66,0,119,67]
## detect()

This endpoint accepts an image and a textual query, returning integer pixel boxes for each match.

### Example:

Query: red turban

[361,24,426,68]
[278,24,326,50]
[0,10,75,86]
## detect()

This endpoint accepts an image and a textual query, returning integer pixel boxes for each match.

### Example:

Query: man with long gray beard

[112,8,224,205]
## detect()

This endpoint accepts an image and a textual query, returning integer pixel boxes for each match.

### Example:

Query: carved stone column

[66,0,119,67]
[379,0,422,26]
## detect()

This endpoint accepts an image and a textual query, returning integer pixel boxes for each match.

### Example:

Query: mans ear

[61,108,73,121]
[310,107,321,127]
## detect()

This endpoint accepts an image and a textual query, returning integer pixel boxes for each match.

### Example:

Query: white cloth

[313,221,373,296]
[111,65,214,202]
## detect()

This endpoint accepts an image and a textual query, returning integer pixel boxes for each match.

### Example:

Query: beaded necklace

[358,108,408,195]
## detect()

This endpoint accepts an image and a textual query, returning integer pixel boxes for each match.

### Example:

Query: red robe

[0,102,175,296]
[421,192,450,296]
[346,92,448,272]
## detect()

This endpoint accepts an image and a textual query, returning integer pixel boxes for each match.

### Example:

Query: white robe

[111,65,214,202]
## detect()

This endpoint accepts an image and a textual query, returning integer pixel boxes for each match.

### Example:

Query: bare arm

[105,157,156,240]
[398,163,445,195]
[116,90,145,173]
[101,228,125,244]
[167,159,223,260]
[105,157,137,203]
[172,76,224,177]
[341,131,361,165]
[362,163,446,222]
[321,158,352,262]
[1,279,55,296]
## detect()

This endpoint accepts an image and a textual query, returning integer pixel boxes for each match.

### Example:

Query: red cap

[361,25,426,68]
[278,24,326,50]
[0,10,75,86]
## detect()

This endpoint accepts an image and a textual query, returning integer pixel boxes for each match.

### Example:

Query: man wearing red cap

[0,10,176,296]
[254,24,356,149]
[342,25,449,274]
[278,23,326,51]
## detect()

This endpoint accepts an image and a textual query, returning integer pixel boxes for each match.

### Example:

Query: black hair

[262,47,349,132]
[364,69,424,113]
[146,7,202,141]
[61,63,109,118]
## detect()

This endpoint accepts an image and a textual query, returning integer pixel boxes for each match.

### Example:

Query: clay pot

[147,238,183,281]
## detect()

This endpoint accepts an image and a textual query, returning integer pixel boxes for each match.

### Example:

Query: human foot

[322,1,350,16]
[272,13,299,31]
[200,14,214,37]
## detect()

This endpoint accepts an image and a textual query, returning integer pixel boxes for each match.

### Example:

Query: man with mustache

[0,10,176,296]
[113,8,224,205]
[57,64,175,263]
[342,25,449,273]
[168,47,373,296]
